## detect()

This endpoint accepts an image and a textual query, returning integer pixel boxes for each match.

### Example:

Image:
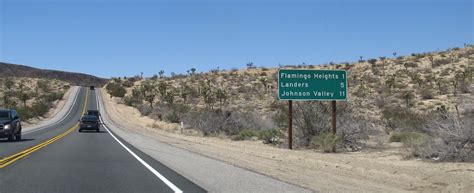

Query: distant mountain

[0,62,108,86]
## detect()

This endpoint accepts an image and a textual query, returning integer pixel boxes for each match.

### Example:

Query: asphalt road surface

[0,87,205,193]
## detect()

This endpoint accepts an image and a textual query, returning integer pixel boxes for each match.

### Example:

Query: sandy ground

[99,88,474,193]
[22,86,78,131]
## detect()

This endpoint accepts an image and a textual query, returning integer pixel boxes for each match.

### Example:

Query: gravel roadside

[97,89,313,193]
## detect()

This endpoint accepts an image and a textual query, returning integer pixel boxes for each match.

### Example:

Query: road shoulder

[97,89,312,193]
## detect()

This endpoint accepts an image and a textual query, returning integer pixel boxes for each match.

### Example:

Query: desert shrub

[432,58,450,68]
[420,86,435,99]
[311,132,343,153]
[106,82,126,98]
[459,79,471,93]
[258,129,281,145]
[367,58,377,65]
[123,95,142,106]
[16,106,34,120]
[232,129,258,141]
[404,62,418,68]
[162,104,189,123]
[43,92,64,103]
[382,106,427,132]
[183,109,231,136]
[389,131,428,143]
[31,101,49,117]
[136,104,152,116]
[414,112,474,162]
[293,102,368,149]
[271,101,288,128]
[184,109,274,137]
[122,80,134,88]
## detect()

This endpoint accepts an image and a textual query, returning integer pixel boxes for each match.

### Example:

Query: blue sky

[0,0,472,78]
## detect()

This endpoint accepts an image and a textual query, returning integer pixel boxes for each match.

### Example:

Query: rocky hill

[0,62,107,86]
[106,45,473,161]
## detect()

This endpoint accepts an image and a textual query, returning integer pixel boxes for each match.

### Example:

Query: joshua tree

[428,55,435,68]
[157,81,168,101]
[140,81,157,107]
[379,57,386,76]
[159,70,165,79]
[385,75,395,94]
[4,79,14,91]
[246,62,254,69]
[215,87,229,108]
[411,73,423,87]
[179,82,190,104]
[19,92,30,108]
[259,77,269,93]
[199,80,215,109]
[36,80,50,95]
[164,90,175,106]
[402,90,415,107]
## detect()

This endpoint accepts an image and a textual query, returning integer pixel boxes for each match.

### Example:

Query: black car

[0,109,22,141]
[89,86,95,90]
[86,110,100,120]
[79,115,100,132]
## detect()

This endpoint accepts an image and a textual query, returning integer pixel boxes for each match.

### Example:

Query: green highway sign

[278,69,347,101]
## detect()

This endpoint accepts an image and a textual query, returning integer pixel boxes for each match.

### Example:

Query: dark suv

[0,109,22,141]
[86,110,100,120]
[79,115,100,132]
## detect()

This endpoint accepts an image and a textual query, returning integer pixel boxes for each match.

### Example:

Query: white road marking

[95,90,183,193]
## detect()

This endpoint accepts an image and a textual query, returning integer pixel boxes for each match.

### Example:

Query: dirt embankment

[100,88,474,193]
[22,86,75,129]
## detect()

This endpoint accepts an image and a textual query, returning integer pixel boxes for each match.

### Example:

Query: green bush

[106,82,126,98]
[389,131,428,143]
[258,129,281,144]
[311,132,342,153]
[122,80,135,88]
[123,96,142,106]
[17,106,34,120]
[232,129,258,141]
[382,106,427,131]
[43,92,64,103]
[32,101,49,117]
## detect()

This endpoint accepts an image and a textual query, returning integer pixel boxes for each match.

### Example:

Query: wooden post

[288,100,293,150]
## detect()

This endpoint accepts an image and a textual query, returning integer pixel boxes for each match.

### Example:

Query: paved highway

[0,87,205,193]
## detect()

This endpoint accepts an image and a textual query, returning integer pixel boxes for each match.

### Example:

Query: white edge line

[96,90,183,193]
[23,86,81,134]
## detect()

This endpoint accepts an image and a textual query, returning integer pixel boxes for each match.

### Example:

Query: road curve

[0,87,206,193]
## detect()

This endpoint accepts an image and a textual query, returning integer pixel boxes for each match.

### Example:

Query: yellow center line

[0,89,89,169]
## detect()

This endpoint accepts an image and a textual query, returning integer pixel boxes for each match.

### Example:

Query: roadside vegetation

[0,78,70,120]
[106,45,474,162]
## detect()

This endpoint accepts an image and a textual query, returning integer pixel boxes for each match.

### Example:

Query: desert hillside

[105,45,473,162]
[0,77,71,121]
[0,62,107,86]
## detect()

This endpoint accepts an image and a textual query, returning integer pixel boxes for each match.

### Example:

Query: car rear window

[82,116,98,122]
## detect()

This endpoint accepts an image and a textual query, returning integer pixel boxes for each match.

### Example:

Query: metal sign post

[278,69,347,150]
[288,100,293,149]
